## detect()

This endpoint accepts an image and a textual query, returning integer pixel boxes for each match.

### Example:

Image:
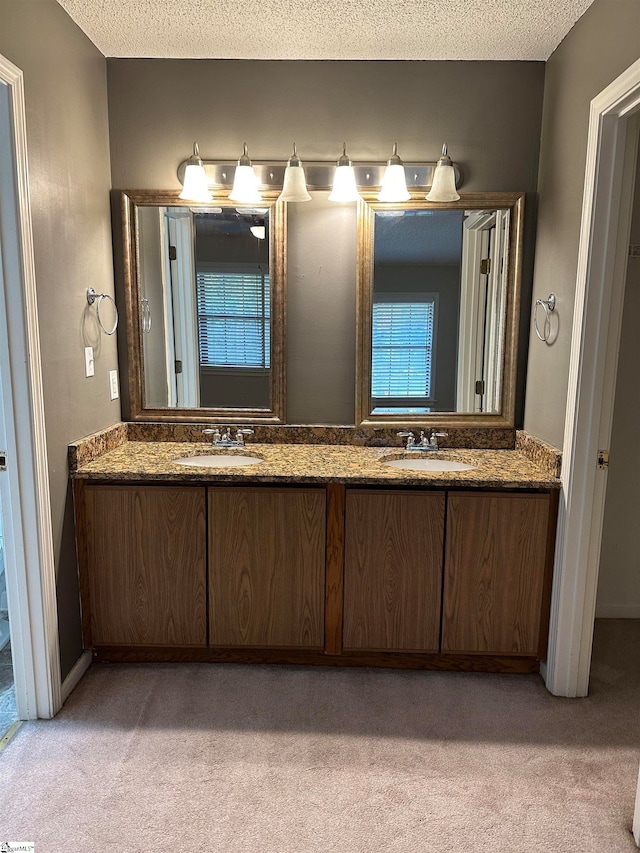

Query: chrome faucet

[397,431,416,449]
[202,427,254,447]
[397,430,448,451]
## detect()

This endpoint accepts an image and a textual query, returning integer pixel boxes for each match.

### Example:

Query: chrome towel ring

[141,297,152,334]
[534,293,556,343]
[86,288,118,336]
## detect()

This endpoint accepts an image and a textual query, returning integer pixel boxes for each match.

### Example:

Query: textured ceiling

[56,0,595,60]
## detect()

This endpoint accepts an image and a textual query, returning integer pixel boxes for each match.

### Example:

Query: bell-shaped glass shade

[229,164,263,203]
[377,164,410,202]
[278,164,311,202]
[328,165,360,202]
[426,144,460,202]
[179,163,213,202]
[426,163,459,202]
[250,225,266,240]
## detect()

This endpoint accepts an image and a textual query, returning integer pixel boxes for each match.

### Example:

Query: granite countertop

[71,441,560,489]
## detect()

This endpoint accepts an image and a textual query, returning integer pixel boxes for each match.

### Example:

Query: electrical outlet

[84,346,94,377]
[109,369,119,401]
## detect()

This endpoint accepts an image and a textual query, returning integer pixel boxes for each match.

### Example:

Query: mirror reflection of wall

[363,205,511,421]
[372,209,463,414]
[138,205,271,411]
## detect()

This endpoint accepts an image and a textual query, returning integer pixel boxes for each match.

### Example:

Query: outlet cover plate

[109,369,119,400]
[84,346,94,377]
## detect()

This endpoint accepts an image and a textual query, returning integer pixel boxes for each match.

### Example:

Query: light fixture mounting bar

[177,160,463,192]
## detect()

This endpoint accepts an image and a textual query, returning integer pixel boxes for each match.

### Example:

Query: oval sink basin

[173,454,264,468]
[382,458,476,472]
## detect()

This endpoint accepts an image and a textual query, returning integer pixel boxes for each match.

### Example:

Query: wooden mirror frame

[355,192,525,429]
[120,190,286,423]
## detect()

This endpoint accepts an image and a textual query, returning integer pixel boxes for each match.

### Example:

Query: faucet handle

[429,431,448,447]
[202,427,221,444]
[397,430,415,449]
[235,428,254,445]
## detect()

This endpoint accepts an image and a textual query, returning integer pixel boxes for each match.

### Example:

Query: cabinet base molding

[91,646,540,674]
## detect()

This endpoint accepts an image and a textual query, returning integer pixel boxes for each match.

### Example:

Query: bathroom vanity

[76,188,560,675]
[71,436,559,674]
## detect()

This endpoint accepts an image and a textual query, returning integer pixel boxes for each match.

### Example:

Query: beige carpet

[0,619,639,852]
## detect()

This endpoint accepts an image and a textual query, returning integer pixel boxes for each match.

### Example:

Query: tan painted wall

[524,0,640,448]
[596,144,640,617]
[0,0,117,678]
[107,59,545,425]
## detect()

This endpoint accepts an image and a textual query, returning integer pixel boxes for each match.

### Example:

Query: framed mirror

[355,192,524,428]
[120,191,286,423]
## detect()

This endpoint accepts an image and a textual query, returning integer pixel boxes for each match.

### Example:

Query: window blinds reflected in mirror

[371,296,437,414]
[122,191,286,423]
[355,193,525,428]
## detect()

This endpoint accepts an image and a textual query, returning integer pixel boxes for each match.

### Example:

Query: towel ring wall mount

[86,288,119,336]
[534,293,556,343]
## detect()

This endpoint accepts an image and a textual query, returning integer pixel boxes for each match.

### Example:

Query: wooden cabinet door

[343,490,445,653]
[84,485,207,646]
[209,488,325,648]
[442,492,551,656]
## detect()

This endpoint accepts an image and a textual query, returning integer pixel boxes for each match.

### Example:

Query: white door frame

[633,762,640,846]
[0,54,61,719]
[544,57,640,699]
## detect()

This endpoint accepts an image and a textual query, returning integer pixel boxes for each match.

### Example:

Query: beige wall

[524,0,640,448]
[0,0,118,678]
[596,143,640,617]
[107,59,545,425]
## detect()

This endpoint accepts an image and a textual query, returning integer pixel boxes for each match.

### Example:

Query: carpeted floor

[0,619,639,852]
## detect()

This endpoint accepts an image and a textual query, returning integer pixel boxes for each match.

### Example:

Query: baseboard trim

[92,645,541,673]
[595,605,640,619]
[60,650,92,704]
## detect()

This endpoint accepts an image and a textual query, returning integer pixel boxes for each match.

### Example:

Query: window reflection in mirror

[123,194,284,422]
[357,195,523,427]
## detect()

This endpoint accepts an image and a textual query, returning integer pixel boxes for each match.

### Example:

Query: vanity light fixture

[426,144,460,202]
[229,143,263,204]
[177,147,463,197]
[250,224,266,239]
[328,143,360,203]
[278,143,312,202]
[178,143,214,202]
[377,143,411,202]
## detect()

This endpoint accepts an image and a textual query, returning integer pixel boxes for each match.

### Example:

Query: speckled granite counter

[71,441,560,490]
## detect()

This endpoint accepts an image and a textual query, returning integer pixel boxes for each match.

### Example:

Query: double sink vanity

[69,187,561,676]
[70,427,560,674]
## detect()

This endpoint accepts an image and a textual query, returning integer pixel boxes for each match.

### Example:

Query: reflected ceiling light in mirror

[328,143,360,203]
[278,143,311,202]
[426,144,460,202]
[377,143,411,202]
[250,225,266,239]
[229,143,263,204]
[178,143,214,202]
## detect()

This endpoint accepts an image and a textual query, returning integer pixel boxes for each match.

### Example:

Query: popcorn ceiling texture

[56,0,595,60]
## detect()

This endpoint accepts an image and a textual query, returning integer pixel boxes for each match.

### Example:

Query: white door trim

[544,57,640,698]
[0,53,61,718]
[633,761,640,847]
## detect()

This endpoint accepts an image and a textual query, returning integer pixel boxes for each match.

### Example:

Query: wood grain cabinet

[74,479,557,671]
[442,492,553,656]
[208,487,326,648]
[343,490,445,652]
[81,485,207,647]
